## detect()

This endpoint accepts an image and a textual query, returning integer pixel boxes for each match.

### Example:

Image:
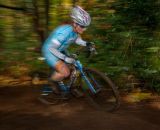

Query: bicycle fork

[75,60,97,94]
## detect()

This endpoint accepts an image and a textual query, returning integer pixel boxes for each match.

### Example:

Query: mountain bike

[38,48,120,112]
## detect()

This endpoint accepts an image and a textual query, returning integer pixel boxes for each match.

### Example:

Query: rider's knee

[63,70,70,78]
[55,61,70,79]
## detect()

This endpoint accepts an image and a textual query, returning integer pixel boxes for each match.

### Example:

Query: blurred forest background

[0,0,159,92]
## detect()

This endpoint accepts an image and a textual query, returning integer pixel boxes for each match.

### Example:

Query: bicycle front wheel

[82,68,120,112]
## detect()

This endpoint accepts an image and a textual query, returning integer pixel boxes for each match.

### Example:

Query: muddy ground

[0,85,160,130]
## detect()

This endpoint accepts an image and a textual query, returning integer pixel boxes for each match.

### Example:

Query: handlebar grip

[86,47,98,58]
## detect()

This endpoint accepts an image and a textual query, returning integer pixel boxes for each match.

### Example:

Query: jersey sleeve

[55,26,72,44]
[75,36,87,46]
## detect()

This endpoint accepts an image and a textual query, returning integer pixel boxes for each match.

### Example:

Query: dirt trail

[0,85,160,130]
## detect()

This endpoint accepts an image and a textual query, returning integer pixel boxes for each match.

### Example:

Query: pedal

[41,93,49,96]
[42,86,53,93]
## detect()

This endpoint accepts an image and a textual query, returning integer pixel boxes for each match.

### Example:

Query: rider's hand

[86,42,95,48]
[64,56,75,64]
[86,42,97,55]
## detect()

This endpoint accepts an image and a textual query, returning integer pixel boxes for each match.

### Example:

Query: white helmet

[70,6,91,27]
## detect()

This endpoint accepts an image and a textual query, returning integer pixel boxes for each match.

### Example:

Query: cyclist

[42,6,94,94]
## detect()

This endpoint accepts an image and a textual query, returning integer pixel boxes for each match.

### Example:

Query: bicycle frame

[74,60,97,94]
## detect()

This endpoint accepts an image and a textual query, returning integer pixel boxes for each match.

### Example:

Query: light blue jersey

[42,24,78,67]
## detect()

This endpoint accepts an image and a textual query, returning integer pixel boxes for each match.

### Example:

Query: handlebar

[86,47,98,58]
[70,46,98,60]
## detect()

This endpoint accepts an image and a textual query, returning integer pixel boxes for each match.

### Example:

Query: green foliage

[112,0,160,29]
[105,0,160,91]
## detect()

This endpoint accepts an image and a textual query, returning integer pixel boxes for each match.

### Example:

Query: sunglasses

[79,25,86,28]
[76,24,87,29]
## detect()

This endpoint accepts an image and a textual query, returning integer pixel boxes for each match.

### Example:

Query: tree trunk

[0,4,26,11]
[32,0,45,45]
[44,0,50,37]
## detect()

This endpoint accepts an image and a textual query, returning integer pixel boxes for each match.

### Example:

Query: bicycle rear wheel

[82,68,120,112]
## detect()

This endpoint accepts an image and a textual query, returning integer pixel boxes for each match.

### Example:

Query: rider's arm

[48,26,70,60]
[75,36,87,46]
[75,36,96,52]
[49,39,75,64]
[49,39,66,60]
[75,36,97,56]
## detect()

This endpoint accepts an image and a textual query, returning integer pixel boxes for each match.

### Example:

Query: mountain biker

[42,6,94,94]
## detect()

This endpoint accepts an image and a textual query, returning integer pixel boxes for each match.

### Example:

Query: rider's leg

[42,51,70,95]
[51,60,70,81]
[50,60,70,92]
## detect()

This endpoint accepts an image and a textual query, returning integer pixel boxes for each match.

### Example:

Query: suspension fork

[75,61,97,94]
